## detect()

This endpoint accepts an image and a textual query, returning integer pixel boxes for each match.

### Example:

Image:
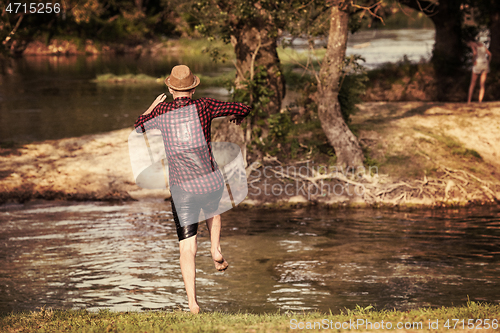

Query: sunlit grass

[177,37,234,59]
[278,46,325,67]
[1,301,499,332]
[93,73,162,84]
[93,71,236,88]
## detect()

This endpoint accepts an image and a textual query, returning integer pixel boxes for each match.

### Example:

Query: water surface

[1,201,498,314]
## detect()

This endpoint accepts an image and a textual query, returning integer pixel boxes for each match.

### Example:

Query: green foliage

[229,65,280,152]
[0,0,180,51]
[365,56,436,101]
[231,65,275,121]
[202,44,230,64]
[339,55,368,123]
[289,53,367,125]
[190,0,316,43]
[367,55,416,84]
[362,147,380,170]
[268,112,293,142]
[290,138,301,159]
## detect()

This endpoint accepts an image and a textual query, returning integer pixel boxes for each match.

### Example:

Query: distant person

[134,65,250,313]
[467,40,492,103]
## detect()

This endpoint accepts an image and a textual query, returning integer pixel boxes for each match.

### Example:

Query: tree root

[245,157,500,206]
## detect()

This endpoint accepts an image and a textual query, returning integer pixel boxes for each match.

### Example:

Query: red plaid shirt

[134,97,250,194]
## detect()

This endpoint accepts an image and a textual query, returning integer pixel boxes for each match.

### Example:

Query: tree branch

[398,0,438,16]
[350,1,384,24]
[2,14,24,46]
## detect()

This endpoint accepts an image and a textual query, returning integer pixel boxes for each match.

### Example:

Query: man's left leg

[206,215,229,271]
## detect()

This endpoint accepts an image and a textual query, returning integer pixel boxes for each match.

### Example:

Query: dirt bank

[1,101,499,207]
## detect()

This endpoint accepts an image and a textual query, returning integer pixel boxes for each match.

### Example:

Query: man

[134,65,250,314]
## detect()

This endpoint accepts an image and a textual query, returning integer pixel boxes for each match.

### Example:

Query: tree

[315,1,364,168]
[0,0,180,54]
[188,0,309,163]
[399,0,465,100]
[489,8,500,69]
[489,10,500,69]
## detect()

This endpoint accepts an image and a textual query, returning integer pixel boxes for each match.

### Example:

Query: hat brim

[164,75,200,91]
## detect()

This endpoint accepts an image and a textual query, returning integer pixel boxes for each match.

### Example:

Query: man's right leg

[206,215,229,271]
[171,191,201,314]
[179,235,200,314]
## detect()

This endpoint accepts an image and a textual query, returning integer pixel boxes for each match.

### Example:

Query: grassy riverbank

[1,302,499,332]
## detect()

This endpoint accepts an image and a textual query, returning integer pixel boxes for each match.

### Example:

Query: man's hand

[143,93,167,115]
[228,115,244,125]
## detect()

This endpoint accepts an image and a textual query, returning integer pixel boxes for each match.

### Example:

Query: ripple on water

[0,203,499,313]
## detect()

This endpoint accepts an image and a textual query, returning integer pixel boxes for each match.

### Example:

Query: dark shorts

[170,185,224,241]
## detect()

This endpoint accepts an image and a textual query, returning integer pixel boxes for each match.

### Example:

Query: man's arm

[143,93,167,116]
[205,98,251,122]
[228,114,245,125]
[134,93,167,132]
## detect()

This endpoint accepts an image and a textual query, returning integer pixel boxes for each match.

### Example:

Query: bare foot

[211,249,229,271]
[213,258,229,271]
[189,302,200,314]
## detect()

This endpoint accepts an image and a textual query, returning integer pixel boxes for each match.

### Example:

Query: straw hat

[165,65,200,91]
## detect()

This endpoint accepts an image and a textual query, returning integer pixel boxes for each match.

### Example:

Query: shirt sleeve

[134,104,162,133]
[203,97,251,119]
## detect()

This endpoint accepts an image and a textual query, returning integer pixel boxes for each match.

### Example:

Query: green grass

[197,71,235,88]
[177,37,234,59]
[278,47,325,68]
[93,71,236,89]
[93,73,162,84]
[413,127,482,160]
[2,302,499,332]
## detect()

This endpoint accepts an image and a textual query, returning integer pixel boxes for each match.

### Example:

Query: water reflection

[0,201,499,314]
[0,54,232,143]
[0,29,437,143]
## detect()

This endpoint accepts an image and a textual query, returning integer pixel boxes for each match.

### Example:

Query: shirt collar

[174,96,192,107]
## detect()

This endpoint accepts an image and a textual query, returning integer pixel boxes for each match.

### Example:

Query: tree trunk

[430,3,463,70]
[316,5,364,168]
[231,25,285,114]
[214,23,285,165]
[489,10,500,70]
[429,1,463,101]
[400,0,463,100]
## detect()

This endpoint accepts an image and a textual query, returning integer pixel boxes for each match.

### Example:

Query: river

[1,201,499,314]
